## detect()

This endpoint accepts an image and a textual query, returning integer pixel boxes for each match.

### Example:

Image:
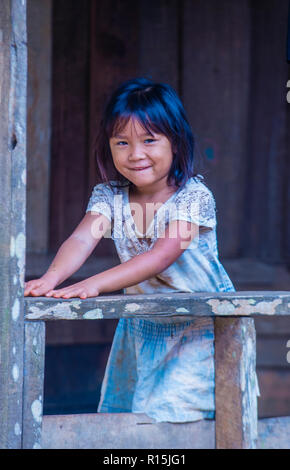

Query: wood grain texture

[41,412,215,449]
[286,4,290,268]
[26,0,52,253]
[257,370,290,418]
[22,322,45,449]
[88,0,139,188]
[137,0,179,90]
[40,413,290,449]
[24,291,290,321]
[214,317,258,449]
[244,0,289,263]
[182,0,251,258]
[258,416,290,449]
[0,0,27,449]
[49,0,90,251]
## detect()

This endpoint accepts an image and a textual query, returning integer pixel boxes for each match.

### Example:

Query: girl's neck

[130,181,178,202]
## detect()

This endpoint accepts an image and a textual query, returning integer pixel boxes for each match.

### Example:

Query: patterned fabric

[86,175,260,423]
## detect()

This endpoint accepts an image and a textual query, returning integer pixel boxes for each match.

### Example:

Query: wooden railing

[21,291,290,449]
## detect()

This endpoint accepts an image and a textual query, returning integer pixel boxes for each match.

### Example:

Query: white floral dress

[86,174,260,423]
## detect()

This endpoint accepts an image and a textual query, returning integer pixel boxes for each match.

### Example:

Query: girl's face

[109,118,175,193]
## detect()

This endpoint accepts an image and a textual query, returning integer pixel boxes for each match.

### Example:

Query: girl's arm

[24,212,111,296]
[48,220,198,298]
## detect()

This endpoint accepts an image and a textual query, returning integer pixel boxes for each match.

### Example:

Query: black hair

[94,77,200,189]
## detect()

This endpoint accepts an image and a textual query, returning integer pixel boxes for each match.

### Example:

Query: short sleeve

[85,182,113,223]
[167,184,217,229]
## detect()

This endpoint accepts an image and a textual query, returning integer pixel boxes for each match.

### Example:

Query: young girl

[24,77,260,423]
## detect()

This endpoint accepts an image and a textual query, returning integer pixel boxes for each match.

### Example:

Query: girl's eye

[144,138,155,143]
[116,141,127,146]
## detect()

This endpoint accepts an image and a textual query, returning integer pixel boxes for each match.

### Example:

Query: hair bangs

[107,105,168,141]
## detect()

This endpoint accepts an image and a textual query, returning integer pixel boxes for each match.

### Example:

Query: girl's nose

[128,143,147,160]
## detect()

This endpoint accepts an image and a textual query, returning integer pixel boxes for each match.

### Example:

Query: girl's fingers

[44,285,88,299]
[24,280,42,295]
[61,293,76,298]
[45,290,55,297]
[50,283,80,296]
[33,283,49,294]
[52,289,79,298]
[52,291,64,297]
[27,286,43,296]
[63,290,86,299]
[31,286,43,294]
[50,289,88,299]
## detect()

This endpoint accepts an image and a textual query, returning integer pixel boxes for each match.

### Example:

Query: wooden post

[214,317,258,449]
[0,0,27,449]
[22,322,46,449]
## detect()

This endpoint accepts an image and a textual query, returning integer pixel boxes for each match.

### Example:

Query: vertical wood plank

[22,322,46,449]
[26,0,52,253]
[182,0,251,258]
[214,317,258,449]
[287,64,290,267]
[244,0,289,263]
[49,0,90,251]
[0,0,27,449]
[88,0,140,257]
[137,0,179,91]
[89,0,139,188]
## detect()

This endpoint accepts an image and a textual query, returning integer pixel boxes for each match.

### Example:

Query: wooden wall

[244,0,289,263]
[48,0,290,263]
[49,0,91,252]
[25,0,290,418]
[49,0,182,256]
[27,0,52,253]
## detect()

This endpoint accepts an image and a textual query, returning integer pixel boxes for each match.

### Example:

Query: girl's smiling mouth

[130,165,152,171]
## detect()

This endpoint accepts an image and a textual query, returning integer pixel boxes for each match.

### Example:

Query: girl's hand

[45,277,100,299]
[24,272,59,297]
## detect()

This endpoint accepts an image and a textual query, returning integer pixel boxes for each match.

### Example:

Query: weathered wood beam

[40,414,290,449]
[41,413,215,449]
[22,322,45,449]
[214,318,258,449]
[0,0,27,449]
[24,291,290,321]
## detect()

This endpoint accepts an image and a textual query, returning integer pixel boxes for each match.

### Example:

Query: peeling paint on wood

[22,322,45,449]
[12,298,20,321]
[207,299,236,315]
[31,399,42,423]
[0,0,27,449]
[125,303,141,312]
[24,292,290,321]
[14,422,21,436]
[83,308,103,319]
[26,301,79,320]
[208,297,283,315]
[23,292,289,449]
[12,364,19,382]
[10,236,16,257]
